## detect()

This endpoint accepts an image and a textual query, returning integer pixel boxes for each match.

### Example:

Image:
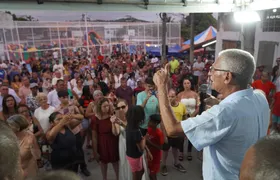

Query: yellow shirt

[170,59,179,73]
[171,102,187,122]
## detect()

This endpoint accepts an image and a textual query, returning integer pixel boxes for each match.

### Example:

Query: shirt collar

[221,88,253,104]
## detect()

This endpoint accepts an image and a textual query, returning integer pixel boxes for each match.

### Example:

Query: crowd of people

[0,48,279,180]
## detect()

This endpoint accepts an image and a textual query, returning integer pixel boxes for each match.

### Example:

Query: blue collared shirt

[181,88,269,180]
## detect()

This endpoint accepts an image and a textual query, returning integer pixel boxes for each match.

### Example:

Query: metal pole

[49,28,52,45]
[178,23,181,45]
[66,27,69,48]
[57,22,63,62]
[2,28,10,61]
[11,28,14,45]
[31,27,35,47]
[85,13,90,55]
[241,23,244,50]
[190,13,195,63]
[157,23,159,46]
[160,13,167,64]
[144,24,146,54]
[15,22,23,60]
[109,27,112,55]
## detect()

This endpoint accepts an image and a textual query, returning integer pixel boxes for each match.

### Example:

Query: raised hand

[153,63,170,87]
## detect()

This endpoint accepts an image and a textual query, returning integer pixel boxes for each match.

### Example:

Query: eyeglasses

[210,66,230,73]
[116,105,126,110]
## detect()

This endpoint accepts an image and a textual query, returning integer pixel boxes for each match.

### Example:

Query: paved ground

[81,142,203,180]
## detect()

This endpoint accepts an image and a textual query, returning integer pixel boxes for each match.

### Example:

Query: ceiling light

[273,9,277,13]
[234,11,261,23]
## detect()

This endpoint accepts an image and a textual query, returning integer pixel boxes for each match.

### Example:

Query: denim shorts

[272,115,280,124]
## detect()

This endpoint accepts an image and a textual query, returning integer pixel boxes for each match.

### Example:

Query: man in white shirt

[192,56,205,88]
[70,73,80,88]
[151,56,159,68]
[47,79,65,108]
[53,51,58,59]
[53,60,64,75]
[52,70,63,87]
[114,69,123,89]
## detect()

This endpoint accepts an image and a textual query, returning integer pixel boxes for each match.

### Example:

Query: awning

[180,26,217,52]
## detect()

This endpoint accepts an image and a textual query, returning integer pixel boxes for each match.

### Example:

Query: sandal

[187,155,193,161]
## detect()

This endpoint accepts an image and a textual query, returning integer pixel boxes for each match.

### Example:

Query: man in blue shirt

[136,77,159,135]
[0,65,6,81]
[153,49,269,180]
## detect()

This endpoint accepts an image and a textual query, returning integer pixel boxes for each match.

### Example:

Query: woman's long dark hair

[178,77,195,93]
[81,86,93,100]
[49,112,61,123]
[2,95,17,116]
[12,74,21,82]
[199,92,210,115]
[126,105,145,130]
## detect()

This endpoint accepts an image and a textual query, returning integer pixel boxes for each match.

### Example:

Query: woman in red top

[91,98,119,180]
[252,72,276,103]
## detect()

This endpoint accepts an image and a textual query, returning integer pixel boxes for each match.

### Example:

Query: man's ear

[224,72,234,85]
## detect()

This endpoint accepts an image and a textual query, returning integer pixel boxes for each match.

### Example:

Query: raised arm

[85,102,95,118]
[153,64,184,137]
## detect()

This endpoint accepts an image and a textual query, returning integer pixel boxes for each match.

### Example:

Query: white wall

[215,15,280,68]
[254,22,280,67]
[215,22,242,58]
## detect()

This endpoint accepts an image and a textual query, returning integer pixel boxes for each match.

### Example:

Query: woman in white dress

[111,99,149,180]
[111,99,132,180]
[177,78,200,161]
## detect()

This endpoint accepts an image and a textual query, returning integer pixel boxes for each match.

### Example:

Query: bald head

[168,89,177,104]
[240,134,280,180]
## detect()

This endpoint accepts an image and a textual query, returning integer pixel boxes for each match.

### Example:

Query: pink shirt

[19,86,31,101]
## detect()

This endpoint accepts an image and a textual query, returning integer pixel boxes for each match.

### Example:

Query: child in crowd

[147,114,164,180]
[126,105,150,180]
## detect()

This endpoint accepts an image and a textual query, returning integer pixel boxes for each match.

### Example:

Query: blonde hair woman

[7,115,41,178]
[34,93,56,133]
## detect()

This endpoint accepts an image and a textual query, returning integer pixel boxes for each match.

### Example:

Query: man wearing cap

[26,83,40,113]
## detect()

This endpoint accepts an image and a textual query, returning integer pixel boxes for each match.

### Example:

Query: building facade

[215,9,280,72]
